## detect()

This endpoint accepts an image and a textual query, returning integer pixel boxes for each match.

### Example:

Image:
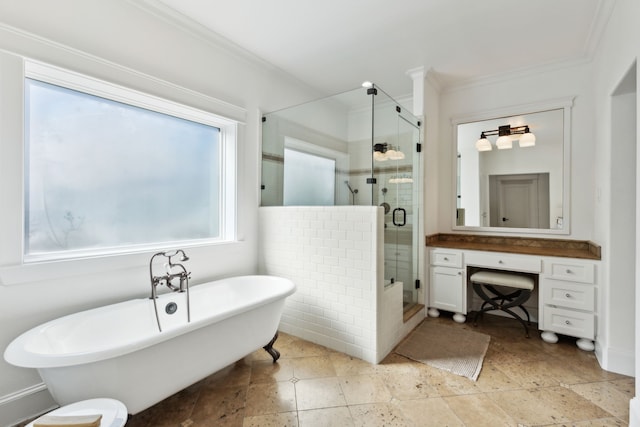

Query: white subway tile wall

[258,206,383,363]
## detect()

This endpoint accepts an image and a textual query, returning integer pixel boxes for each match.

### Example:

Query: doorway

[488,173,550,228]
[608,61,636,375]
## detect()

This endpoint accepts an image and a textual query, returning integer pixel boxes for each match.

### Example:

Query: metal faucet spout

[148,249,191,332]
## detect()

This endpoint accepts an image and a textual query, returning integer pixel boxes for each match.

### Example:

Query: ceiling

[140,0,612,98]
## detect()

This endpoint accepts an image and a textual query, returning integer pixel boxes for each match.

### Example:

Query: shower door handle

[392,208,406,226]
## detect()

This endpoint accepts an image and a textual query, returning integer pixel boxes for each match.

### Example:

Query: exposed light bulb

[362,81,373,88]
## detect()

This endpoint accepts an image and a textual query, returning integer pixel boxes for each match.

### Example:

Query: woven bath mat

[394,320,490,381]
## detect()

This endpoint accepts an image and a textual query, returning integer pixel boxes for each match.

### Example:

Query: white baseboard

[597,343,635,376]
[0,383,56,427]
[630,397,640,427]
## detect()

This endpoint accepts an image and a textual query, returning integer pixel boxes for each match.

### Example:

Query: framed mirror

[452,98,573,234]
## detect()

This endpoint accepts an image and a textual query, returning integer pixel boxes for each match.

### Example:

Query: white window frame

[0,56,239,284]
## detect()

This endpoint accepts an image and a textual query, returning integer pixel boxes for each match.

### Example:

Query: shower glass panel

[371,89,421,310]
[261,84,422,311]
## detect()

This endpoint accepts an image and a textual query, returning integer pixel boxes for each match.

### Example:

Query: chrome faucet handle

[166,282,179,291]
[149,250,190,297]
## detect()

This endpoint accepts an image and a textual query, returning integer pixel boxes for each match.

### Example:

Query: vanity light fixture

[475,125,535,151]
[373,142,405,161]
[389,174,413,184]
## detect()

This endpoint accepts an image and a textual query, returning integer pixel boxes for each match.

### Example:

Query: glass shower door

[372,91,421,311]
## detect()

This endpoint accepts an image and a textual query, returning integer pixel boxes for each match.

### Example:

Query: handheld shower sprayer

[344,181,358,205]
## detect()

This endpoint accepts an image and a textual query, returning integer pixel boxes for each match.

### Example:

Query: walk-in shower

[261,84,422,312]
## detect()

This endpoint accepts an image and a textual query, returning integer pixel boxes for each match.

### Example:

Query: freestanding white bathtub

[4,275,296,414]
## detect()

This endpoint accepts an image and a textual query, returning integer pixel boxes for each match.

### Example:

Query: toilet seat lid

[27,398,127,427]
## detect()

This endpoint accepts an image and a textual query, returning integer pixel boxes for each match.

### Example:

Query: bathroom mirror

[452,98,573,234]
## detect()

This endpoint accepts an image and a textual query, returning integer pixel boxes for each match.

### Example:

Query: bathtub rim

[4,275,295,369]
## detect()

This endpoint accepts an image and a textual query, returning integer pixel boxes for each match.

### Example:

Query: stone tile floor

[33,314,635,426]
[124,314,633,426]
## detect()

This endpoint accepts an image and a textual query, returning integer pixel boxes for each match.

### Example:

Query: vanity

[433,97,603,350]
[427,234,601,350]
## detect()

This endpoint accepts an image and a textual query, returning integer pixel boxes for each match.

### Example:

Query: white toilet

[26,398,127,427]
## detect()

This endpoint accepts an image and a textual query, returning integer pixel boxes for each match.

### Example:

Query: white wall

[586,0,640,421]
[0,2,321,425]
[607,88,636,375]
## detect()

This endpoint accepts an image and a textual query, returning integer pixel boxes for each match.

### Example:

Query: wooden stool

[470,271,535,337]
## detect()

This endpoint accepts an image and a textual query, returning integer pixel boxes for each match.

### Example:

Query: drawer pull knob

[444,257,449,261]
[565,320,571,325]
[566,269,573,274]
[457,271,462,276]
[499,260,504,264]
[565,293,571,298]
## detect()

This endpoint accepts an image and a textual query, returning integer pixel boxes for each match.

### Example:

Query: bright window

[283,147,336,206]
[23,63,236,261]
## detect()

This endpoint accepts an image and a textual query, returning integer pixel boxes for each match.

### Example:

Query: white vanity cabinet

[428,249,467,323]
[427,245,599,351]
[539,259,597,351]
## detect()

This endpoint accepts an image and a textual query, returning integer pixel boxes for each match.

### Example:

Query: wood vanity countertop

[426,233,601,260]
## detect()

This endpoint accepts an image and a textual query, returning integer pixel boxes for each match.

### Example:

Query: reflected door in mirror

[489,173,550,228]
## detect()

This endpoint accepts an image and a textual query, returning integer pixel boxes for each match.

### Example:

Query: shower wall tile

[258,206,382,363]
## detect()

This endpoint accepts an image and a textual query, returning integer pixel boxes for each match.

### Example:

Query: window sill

[0,240,241,286]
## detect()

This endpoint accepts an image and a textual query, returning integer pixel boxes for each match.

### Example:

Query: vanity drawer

[465,252,541,273]
[543,306,595,340]
[542,279,595,311]
[430,249,463,268]
[547,261,595,284]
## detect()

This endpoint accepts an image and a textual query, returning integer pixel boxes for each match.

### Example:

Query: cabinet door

[430,266,464,313]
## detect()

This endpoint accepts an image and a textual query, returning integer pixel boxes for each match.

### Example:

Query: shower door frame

[369,86,423,312]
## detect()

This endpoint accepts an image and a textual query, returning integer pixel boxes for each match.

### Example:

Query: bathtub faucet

[149,250,191,298]
[149,249,192,332]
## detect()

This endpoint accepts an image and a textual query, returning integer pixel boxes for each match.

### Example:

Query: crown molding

[583,0,616,58]
[450,96,575,126]
[0,23,247,122]
[425,68,444,94]
[405,66,425,80]
[124,0,326,98]
[124,0,276,72]
[442,0,614,94]
[442,54,592,94]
